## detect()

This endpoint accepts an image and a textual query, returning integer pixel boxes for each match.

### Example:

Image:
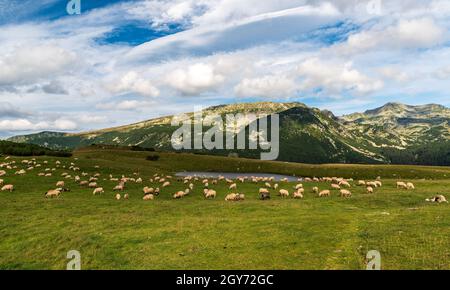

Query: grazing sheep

[88,182,98,188]
[205,189,217,199]
[331,184,341,190]
[189,183,194,190]
[279,189,289,198]
[366,186,374,194]
[1,184,14,192]
[225,193,244,201]
[173,191,185,199]
[15,169,26,175]
[259,188,270,200]
[339,181,351,188]
[426,195,448,203]
[79,181,88,186]
[396,181,408,189]
[273,183,279,190]
[357,180,366,186]
[229,183,237,190]
[56,181,65,187]
[162,181,171,188]
[225,193,237,201]
[143,194,154,201]
[45,189,61,198]
[0,179,3,185]
[143,187,154,195]
[113,184,125,191]
[136,178,143,184]
[93,187,104,195]
[281,178,288,182]
[406,182,415,190]
[319,190,331,197]
[124,194,129,200]
[312,187,319,194]
[374,181,382,187]
[115,193,121,200]
[340,189,352,198]
[0,170,6,177]
[293,190,304,199]
[295,184,303,190]
[265,182,272,188]
[366,181,377,188]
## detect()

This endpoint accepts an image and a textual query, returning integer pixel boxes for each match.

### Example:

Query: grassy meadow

[1,147,450,270]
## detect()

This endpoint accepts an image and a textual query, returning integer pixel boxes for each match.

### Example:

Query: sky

[0,0,450,138]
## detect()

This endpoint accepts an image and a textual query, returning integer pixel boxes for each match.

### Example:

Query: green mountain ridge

[7,102,450,165]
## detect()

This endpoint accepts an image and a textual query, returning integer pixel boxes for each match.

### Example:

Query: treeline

[381,142,450,166]
[0,141,72,157]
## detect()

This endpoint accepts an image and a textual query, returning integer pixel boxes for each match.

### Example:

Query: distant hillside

[0,140,72,157]
[8,102,450,165]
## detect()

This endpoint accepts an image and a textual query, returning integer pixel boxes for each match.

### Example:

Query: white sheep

[1,184,14,192]
[426,195,448,203]
[88,182,98,188]
[293,190,304,199]
[319,190,330,197]
[366,186,374,194]
[173,191,185,199]
[331,184,341,190]
[205,189,217,199]
[56,181,65,187]
[113,184,125,191]
[45,189,61,198]
[396,181,408,189]
[279,189,289,198]
[143,187,154,195]
[93,187,104,195]
[340,189,352,198]
[339,181,351,188]
[143,194,154,201]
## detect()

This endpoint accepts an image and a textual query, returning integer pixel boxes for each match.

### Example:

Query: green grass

[1,148,449,269]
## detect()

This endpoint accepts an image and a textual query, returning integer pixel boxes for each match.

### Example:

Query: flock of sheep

[0,157,448,204]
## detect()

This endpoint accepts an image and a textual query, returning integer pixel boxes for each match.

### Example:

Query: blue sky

[0,0,450,137]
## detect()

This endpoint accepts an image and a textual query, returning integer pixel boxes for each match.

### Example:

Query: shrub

[146,155,160,161]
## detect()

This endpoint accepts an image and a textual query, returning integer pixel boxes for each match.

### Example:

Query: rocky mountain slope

[8,102,450,165]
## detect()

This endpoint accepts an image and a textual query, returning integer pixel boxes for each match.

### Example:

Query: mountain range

[8,102,450,165]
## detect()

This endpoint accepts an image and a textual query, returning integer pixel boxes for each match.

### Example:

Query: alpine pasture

[1,147,450,270]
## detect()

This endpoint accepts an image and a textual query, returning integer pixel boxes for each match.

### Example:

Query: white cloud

[235,75,297,98]
[96,100,155,111]
[0,45,76,86]
[336,18,445,55]
[434,66,450,79]
[0,118,77,131]
[166,63,225,95]
[379,67,412,83]
[110,71,160,98]
[0,102,30,118]
[296,58,384,95]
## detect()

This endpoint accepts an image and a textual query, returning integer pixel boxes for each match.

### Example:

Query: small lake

[175,172,299,182]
